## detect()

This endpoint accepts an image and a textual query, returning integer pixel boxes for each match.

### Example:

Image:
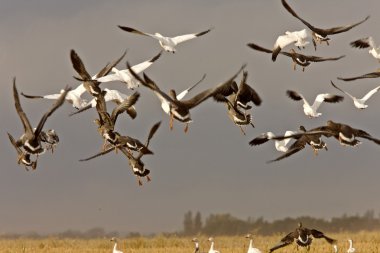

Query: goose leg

[293,61,296,71]
[169,113,174,130]
[146,175,151,182]
[184,123,189,133]
[239,126,246,135]
[137,177,143,186]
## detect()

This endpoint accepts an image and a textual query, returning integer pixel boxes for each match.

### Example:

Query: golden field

[0,231,379,253]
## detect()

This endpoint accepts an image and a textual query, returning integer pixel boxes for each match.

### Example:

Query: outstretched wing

[176,74,206,101]
[79,145,115,161]
[269,232,297,252]
[306,55,345,62]
[337,71,380,81]
[13,78,33,136]
[34,86,71,138]
[110,92,140,125]
[171,28,212,45]
[118,26,159,39]
[310,229,336,244]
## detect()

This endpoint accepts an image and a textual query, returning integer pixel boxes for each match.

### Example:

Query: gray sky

[1,0,380,234]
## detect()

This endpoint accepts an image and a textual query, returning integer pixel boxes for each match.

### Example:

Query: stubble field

[0,231,379,253]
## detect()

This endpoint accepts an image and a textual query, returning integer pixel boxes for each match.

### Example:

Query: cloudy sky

[1,0,379,234]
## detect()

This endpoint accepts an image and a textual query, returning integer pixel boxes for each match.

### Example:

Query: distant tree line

[181,210,380,236]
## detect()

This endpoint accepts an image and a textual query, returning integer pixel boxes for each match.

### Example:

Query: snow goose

[286,90,343,118]
[281,0,369,50]
[96,51,162,89]
[12,78,71,155]
[351,37,380,62]
[69,88,137,119]
[269,222,336,252]
[272,29,309,61]
[267,126,328,163]
[128,62,245,132]
[347,239,356,253]
[331,81,380,109]
[247,42,345,71]
[118,26,212,53]
[207,237,220,253]
[7,133,37,171]
[21,51,125,109]
[249,130,296,152]
[110,237,123,253]
[245,234,262,253]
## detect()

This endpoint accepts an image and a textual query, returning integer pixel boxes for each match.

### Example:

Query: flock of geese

[109,224,356,253]
[8,0,380,183]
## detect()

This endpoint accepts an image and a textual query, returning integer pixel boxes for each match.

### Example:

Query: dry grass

[0,231,379,253]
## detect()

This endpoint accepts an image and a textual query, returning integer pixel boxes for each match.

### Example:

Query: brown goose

[128,62,245,132]
[214,71,261,134]
[12,78,71,155]
[79,121,161,186]
[94,90,140,150]
[247,42,344,71]
[38,129,60,153]
[269,222,336,252]
[337,69,380,82]
[7,133,37,171]
[281,0,369,50]
[267,126,327,163]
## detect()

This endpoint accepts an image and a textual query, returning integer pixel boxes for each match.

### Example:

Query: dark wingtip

[150,51,162,62]
[272,46,281,62]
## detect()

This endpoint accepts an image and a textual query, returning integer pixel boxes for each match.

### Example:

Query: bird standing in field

[245,234,262,253]
[269,222,336,252]
[110,237,123,253]
[118,25,212,53]
[207,237,220,253]
[347,239,356,253]
[281,0,369,50]
[286,90,343,118]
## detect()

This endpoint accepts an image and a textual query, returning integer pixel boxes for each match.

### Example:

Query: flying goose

[347,239,356,253]
[338,69,380,82]
[96,51,162,89]
[245,234,262,253]
[207,237,220,253]
[118,26,212,53]
[94,91,140,150]
[249,130,297,152]
[281,0,369,50]
[214,71,261,134]
[128,62,245,132]
[286,90,343,118]
[80,121,161,186]
[12,78,71,155]
[269,222,336,252]
[267,126,328,163]
[69,88,137,119]
[350,37,380,62]
[272,29,309,61]
[7,133,37,171]
[330,81,380,109]
[39,129,60,153]
[21,51,125,109]
[247,42,345,71]
[110,237,123,253]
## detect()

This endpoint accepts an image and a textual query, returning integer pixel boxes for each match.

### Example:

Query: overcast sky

[1,0,380,235]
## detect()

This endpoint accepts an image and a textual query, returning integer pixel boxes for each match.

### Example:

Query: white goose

[286,90,343,118]
[70,88,137,118]
[118,26,212,53]
[272,29,309,61]
[249,131,296,152]
[331,81,380,109]
[350,36,380,62]
[110,237,123,253]
[208,237,220,253]
[333,244,338,253]
[347,239,356,253]
[96,52,162,89]
[245,234,262,253]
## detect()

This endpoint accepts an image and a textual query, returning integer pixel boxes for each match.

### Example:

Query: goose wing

[311,93,343,112]
[267,139,306,163]
[361,85,380,101]
[79,145,115,161]
[305,54,345,62]
[13,78,34,136]
[21,92,61,100]
[176,74,206,100]
[236,71,262,106]
[97,50,127,78]
[136,121,162,159]
[330,81,355,100]
[7,132,23,155]
[34,86,71,139]
[337,71,380,81]
[171,28,212,45]
[354,129,380,145]
[118,26,160,39]
[269,232,297,252]
[310,229,336,244]
[350,37,375,49]
[181,64,246,109]
[110,91,140,125]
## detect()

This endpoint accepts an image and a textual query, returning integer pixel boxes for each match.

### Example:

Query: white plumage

[246,234,262,253]
[110,237,123,253]
[272,29,309,61]
[347,239,356,253]
[331,81,380,109]
[208,237,220,253]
